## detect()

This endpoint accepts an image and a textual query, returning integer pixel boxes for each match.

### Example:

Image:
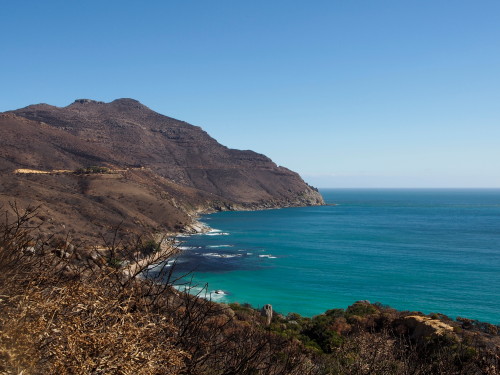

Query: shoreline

[123,239,182,278]
[157,199,500,326]
[124,214,214,278]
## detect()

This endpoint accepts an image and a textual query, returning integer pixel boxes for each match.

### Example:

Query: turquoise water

[152,189,500,324]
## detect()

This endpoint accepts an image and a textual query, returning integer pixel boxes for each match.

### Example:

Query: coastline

[124,214,215,279]
[160,189,500,325]
[123,239,181,278]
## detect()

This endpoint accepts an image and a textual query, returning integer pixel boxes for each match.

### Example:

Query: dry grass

[13,169,73,174]
[0,268,187,374]
[0,204,187,374]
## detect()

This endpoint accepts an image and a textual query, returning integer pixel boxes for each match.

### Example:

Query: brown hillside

[0,99,323,241]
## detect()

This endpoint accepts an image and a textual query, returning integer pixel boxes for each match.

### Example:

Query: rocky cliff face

[0,98,323,240]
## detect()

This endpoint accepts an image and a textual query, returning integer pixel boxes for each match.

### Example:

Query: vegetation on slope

[0,204,498,374]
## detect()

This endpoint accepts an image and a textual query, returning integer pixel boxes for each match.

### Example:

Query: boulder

[403,315,455,341]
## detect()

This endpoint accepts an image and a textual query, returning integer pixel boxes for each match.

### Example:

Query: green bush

[141,239,160,255]
[303,314,345,353]
[325,308,345,318]
[346,302,378,317]
[107,257,123,268]
[74,166,110,174]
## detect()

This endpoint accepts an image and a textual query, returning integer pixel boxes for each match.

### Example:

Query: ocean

[149,189,500,324]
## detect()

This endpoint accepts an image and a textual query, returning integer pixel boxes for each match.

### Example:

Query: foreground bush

[0,274,185,374]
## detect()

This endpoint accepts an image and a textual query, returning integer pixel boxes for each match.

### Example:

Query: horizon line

[316,187,500,189]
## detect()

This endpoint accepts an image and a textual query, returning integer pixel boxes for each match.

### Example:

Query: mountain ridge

[0,98,323,241]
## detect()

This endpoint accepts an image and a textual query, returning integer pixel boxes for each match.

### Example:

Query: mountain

[0,99,323,241]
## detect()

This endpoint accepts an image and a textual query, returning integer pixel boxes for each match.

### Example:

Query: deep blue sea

[151,189,500,324]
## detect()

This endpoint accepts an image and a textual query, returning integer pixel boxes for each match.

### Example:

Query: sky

[1,1,499,188]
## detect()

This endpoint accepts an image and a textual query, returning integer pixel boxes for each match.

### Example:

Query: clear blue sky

[1,1,499,187]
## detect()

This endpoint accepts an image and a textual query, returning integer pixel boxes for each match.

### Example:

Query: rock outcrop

[402,315,456,341]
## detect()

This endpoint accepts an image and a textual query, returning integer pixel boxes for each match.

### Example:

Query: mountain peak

[106,98,150,112]
[111,98,142,105]
[69,98,146,109]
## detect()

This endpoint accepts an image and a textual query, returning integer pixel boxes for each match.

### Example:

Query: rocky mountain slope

[0,99,323,241]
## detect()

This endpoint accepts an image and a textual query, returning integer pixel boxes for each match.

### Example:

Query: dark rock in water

[261,304,273,325]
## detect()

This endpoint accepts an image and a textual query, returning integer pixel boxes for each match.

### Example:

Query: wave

[146,259,176,271]
[178,246,200,250]
[208,290,228,301]
[203,252,242,258]
[236,249,254,255]
[258,254,277,259]
[173,285,228,302]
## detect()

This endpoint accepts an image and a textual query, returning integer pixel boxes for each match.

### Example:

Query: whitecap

[208,291,228,301]
[202,252,242,258]
[146,263,162,271]
[178,246,197,250]
[236,249,253,255]
[174,285,228,302]
[146,259,176,271]
[258,254,277,259]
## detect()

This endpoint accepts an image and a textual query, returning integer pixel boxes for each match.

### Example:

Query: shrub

[140,239,160,255]
[74,166,110,174]
[345,301,378,317]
